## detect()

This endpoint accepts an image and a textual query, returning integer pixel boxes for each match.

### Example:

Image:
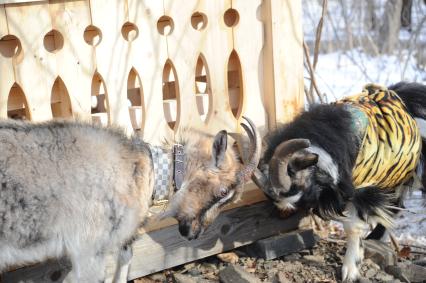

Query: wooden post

[262,0,304,129]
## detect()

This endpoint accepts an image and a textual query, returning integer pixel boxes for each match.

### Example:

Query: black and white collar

[148,144,185,203]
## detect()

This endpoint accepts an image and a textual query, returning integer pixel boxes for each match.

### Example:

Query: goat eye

[219,188,229,198]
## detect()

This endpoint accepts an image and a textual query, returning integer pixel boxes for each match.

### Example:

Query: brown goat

[0,117,260,282]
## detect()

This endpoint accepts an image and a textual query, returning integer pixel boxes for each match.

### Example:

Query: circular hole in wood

[83,25,102,46]
[121,22,139,42]
[157,16,174,36]
[50,270,62,281]
[191,12,208,31]
[0,35,22,58]
[43,29,64,53]
[224,8,239,27]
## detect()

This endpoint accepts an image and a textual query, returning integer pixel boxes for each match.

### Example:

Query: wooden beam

[262,0,304,128]
[0,0,46,4]
[1,202,309,282]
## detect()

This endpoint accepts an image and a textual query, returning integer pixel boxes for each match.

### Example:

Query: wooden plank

[1,202,309,282]
[127,201,309,280]
[89,0,132,131]
[127,0,171,142]
[5,1,54,121]
[262,0,304,128]
[232,0,268,134]
[0,5,15,119]
[163,0,237,135]
[48,0,94,121]
[140,182,267,234]
[0,0,45,4]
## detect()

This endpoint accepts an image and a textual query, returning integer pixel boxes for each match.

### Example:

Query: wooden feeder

[0,0,304,281]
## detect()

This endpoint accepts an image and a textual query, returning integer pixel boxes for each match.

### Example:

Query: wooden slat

[0,6,15,119]
[89,0,132,131]
[0,0,45,4]
[5,2,53,121]
[127,0,171,142]
[262,0,304,128]
[48,0,94,121]
[232,0,268,134]
[1,202,309,282]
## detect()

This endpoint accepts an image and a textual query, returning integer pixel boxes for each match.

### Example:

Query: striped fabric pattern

[339,84,422,189]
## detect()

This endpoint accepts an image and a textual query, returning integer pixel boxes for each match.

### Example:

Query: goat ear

[290,153,318,171]
[212,130,228,167]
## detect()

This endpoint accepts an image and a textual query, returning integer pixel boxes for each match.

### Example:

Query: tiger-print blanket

[339,84,421,189]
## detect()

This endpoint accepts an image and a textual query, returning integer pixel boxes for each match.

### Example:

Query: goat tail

[351,186,395,228]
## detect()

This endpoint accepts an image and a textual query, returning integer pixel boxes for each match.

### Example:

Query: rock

[133,278,157,283]
[217,252,239,264]
[413,257,426,267]
[144,272,166,282]
[181,263,196,273]
[174,273,198,283]
[363,239,397,269]
[384,262,426,283]
[188,267,202,277]
[219,265,262,283]
[274,271,291,283]
[243,229,316,260]
[374,272,396,282]
[384,265,411,283]
[282,253,301,261]
[364,268,377,278]
[263,261,275,270]
[245,267,256,273]
[200,263,217,274]
[302,255,325,264]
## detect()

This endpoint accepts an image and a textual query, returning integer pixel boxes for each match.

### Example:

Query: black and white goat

[252,82,426,282]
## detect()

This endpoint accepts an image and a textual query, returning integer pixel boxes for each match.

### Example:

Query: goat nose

[178,221,191,238]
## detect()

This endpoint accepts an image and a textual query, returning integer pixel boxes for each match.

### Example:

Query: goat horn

[273,139,311,159]
[269,138,311,189]
[251,167,269,191]
[238,116,262,182]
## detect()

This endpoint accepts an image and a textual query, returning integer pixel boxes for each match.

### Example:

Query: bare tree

[401,0,413,29]
[379,0,403,54]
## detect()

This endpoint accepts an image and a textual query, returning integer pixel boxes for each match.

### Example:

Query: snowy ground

[395,191,426,248]
[307,49,426,103]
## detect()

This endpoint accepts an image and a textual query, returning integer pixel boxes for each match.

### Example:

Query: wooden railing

[0,0,303,143]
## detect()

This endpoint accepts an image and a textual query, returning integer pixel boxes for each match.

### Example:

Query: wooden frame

[0,0,304,280]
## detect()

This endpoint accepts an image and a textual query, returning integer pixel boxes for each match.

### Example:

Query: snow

[306,49,426,103]
[395,191,426,248]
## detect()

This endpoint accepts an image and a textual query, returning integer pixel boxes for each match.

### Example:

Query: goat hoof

[342,262,360,282]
